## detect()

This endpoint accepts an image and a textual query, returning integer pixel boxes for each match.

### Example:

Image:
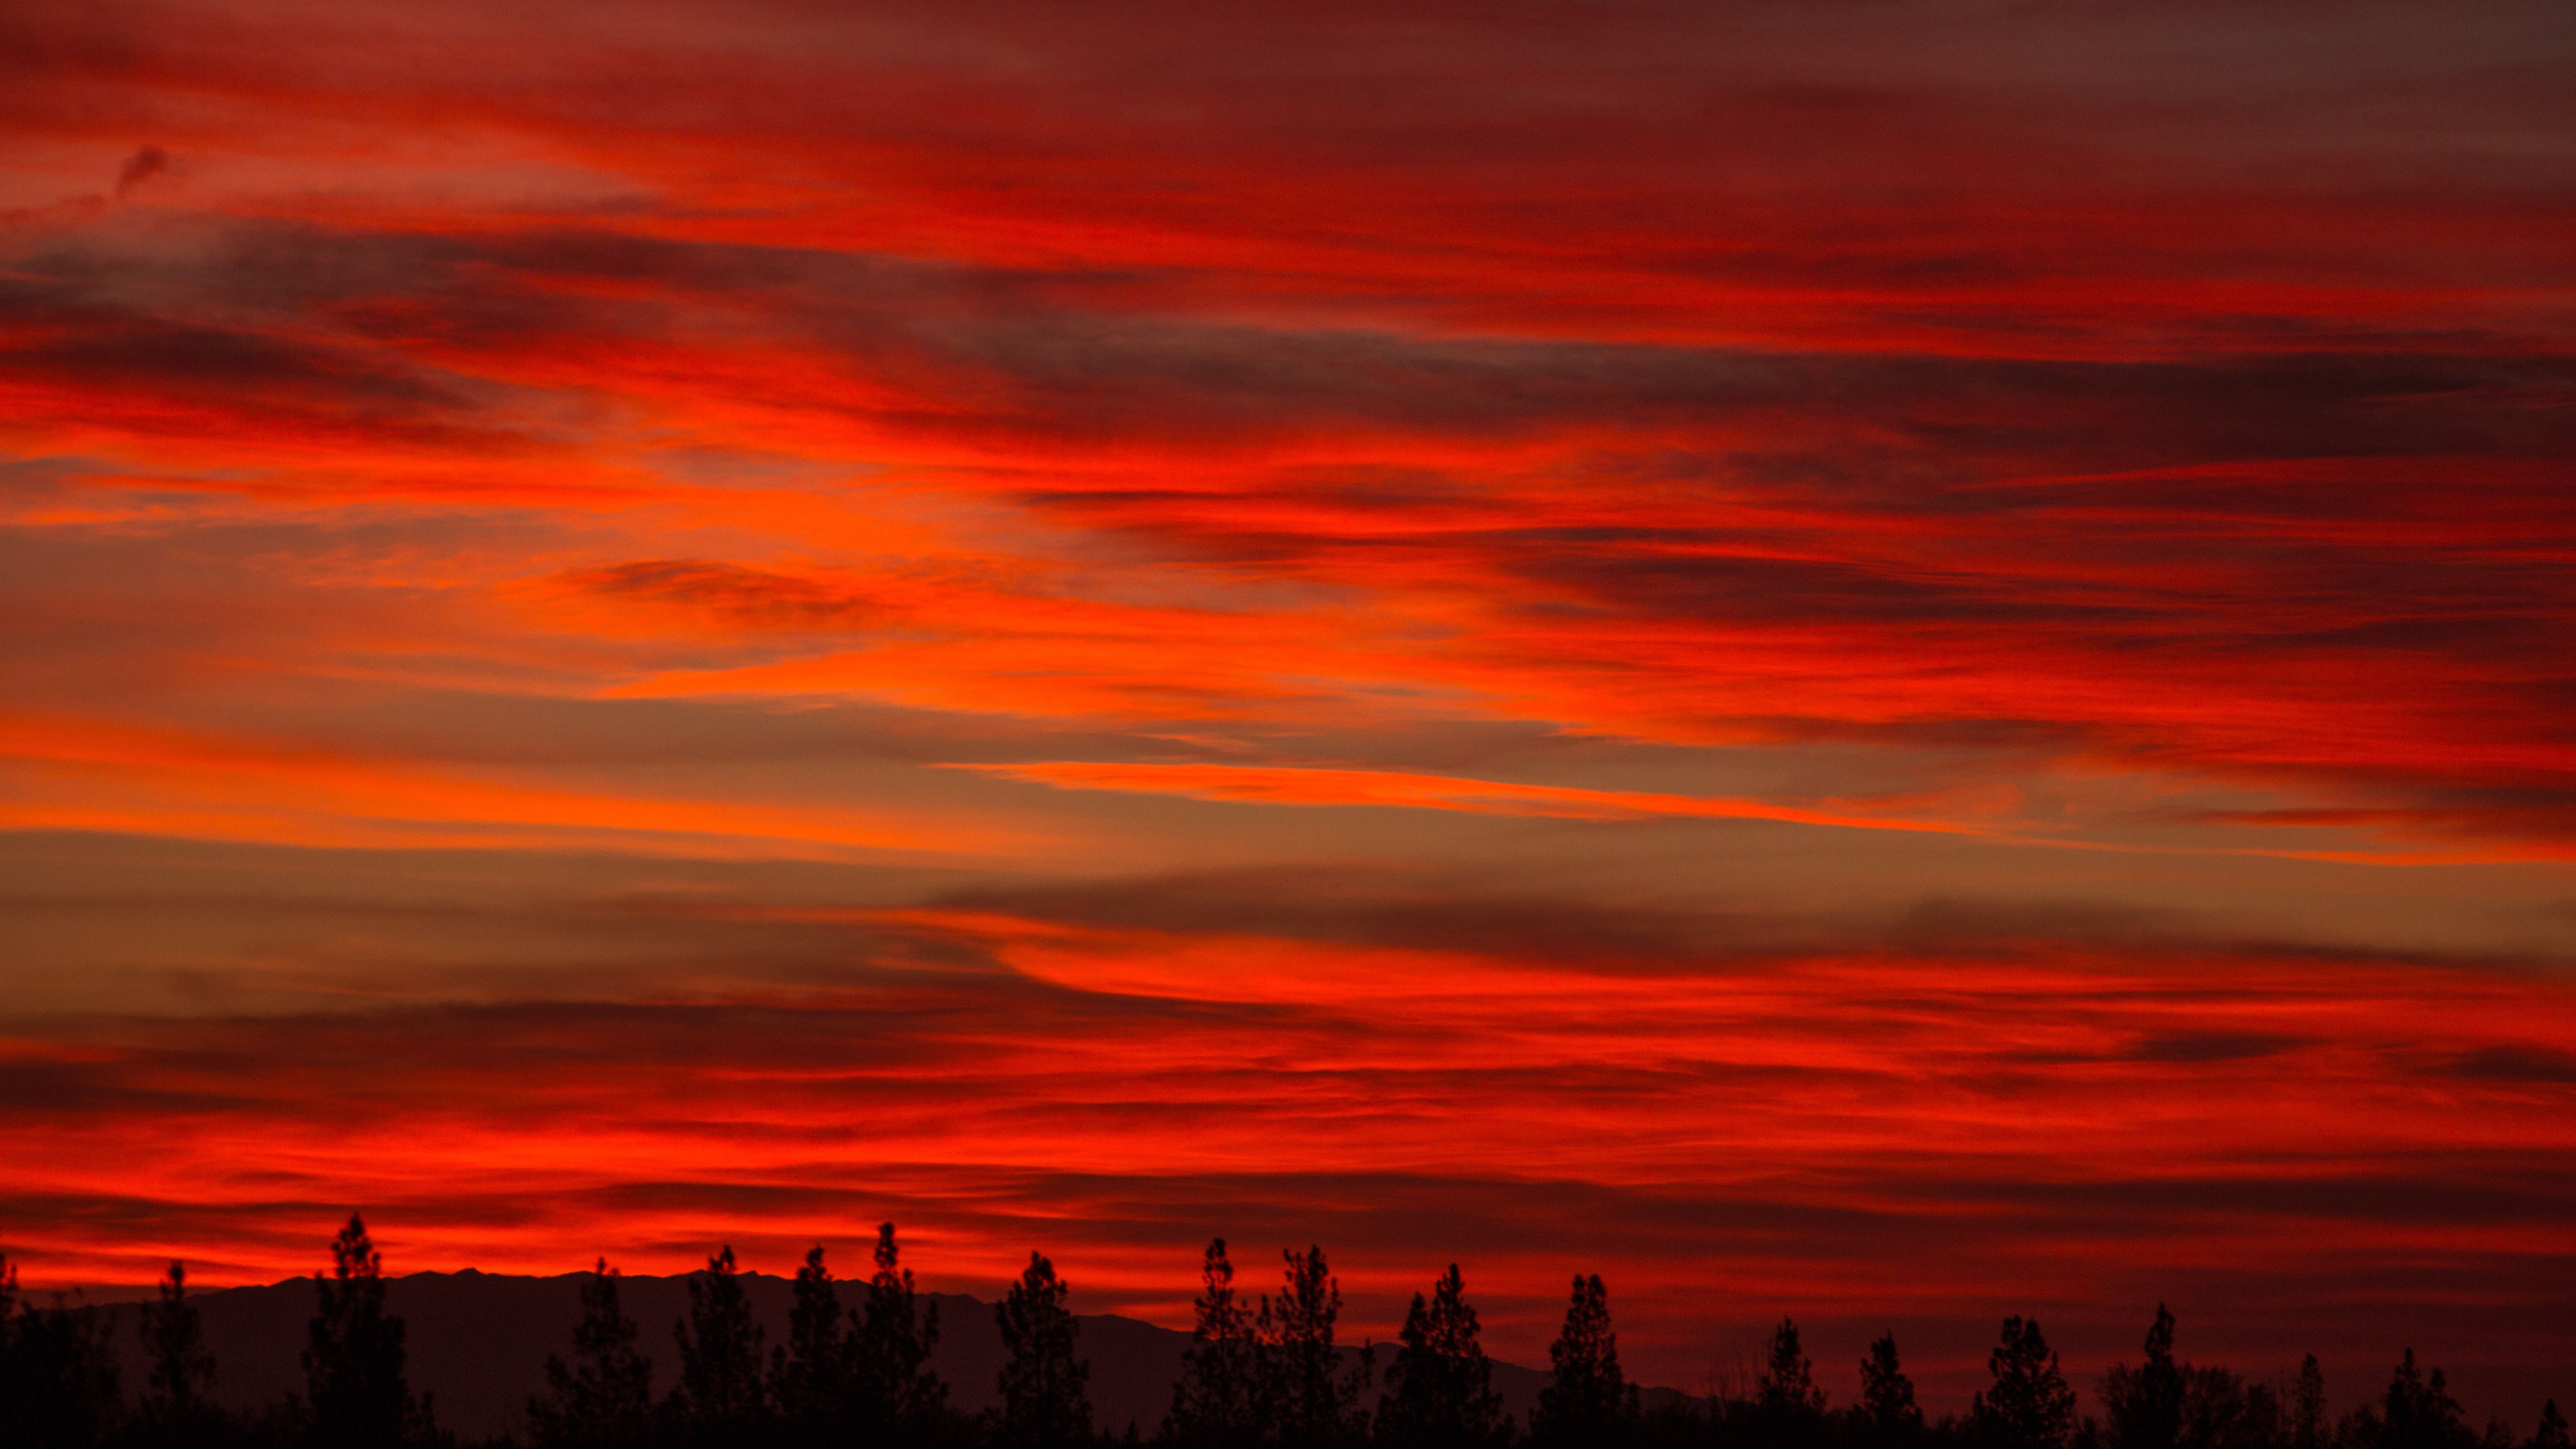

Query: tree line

[1,1219,2567,1449]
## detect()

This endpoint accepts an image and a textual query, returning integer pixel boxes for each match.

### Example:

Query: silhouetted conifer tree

[1758,1318,1827,1423]
[1,1271,122,1449]
[1856,1335,1923,1443]
[1534,1273,1637,1447]
[1167,1239,1260,1447]
[305,1214,423,1449]
[2102,1306,2186,1449]
[771,1246,852,1446]
[2186,1367,2276,1449]
[137,1260,218,1441]
[2292,1358,2329,1449]
[995,1251,1090,1449]
[857,1222,948,1440]
[667,1245,769,1449]
[2529,1403,2568,1449]
[1258,1246,1371,1449]
[1377,1264,1504,1449]
[1970,1317,2076,1449]
[2371,1352,2471,1449]
[529,1259,654,1449]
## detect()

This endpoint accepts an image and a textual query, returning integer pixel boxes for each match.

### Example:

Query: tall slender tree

[1759,1318,1827,1419]
[2290,1357,2329,1449]
[1856,1335,1923,1443]
[1969,1317,2076,1449]
[1377,1264,1505,1449]
[771,1246,852,1445]
[529,1259,654,1449]
[856,1222,947,1439]
[138,1261,217,1440]
[305,1213,420,1449]
[995,1251,1091,1449]
[2530,1402,2569,1449]
[1167,1239,1261,1447]
[2373,1351,2472,1449]
[1533,1274,1636,1448]
[1259,1245,1371,1449]
[667,1245,769,1449]
[2102,1306,2186,1449]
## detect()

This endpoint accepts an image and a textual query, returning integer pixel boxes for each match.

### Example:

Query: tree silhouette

[667,1245,769,1448]
[1258,1245,1371,1449]
[2102,1305,2186,1449]
[857,1222,948,1440]
[1758,1318,1827,1424]
[1167,1239,1260,1447]
[2291,1356,2328,1449]
[1533,1273,1636,1447]
[1969,1316,2076,1449]
[770,1246,852,1445]
[1377,1264,1504,1449]
[2180,1364,2274,1449]
[529,1259,653,1449]
[996,1251,1091,1449]
[2531,1402,2569,1449]
[0,1263,122,1449]
[304,1213,421,1449]
[138,1260,218,1439]
[2373,1351,2472,1449]
[1856,1335,1923,1443]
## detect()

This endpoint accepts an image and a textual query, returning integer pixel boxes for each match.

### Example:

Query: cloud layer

[3,0,2573,1423]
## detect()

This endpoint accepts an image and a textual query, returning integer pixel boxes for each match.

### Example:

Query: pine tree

[2291,1357,2329,1449]
[138,1261,217,1439]
[1758,1318,1827,1423]
[1,1272,122,1449]
[2375,1352,2472,1449]
[856,1222,948,1439]
[995,1251,1091,1449]
[771,1246,851,1445]
[2102,1306,2186,1449]
[2530,1402,2569,1449]
[667,1245,769,1448]
[1259,1245,1370,1449]
[1533,1274,1636,1448]
[1856,1335,1923,1442]
[1969,1317,2076,1449]
[1377,1264,1505,1449]
[1167,1239,1261,1447]
[305,1213,421,1449]
[529,1259,654,1449]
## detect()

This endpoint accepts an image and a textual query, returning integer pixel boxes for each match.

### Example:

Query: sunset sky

[4,0,2575,1422]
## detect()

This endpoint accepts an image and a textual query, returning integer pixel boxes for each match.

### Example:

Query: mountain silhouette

[80,1270,1695,1439]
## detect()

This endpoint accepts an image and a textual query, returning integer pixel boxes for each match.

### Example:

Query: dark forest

[1,1217,2565,1449]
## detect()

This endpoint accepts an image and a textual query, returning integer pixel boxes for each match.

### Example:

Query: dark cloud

[112,145,167,195]
[2442,1045,2576,1084]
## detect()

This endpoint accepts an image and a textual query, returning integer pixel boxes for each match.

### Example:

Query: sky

[4,0,2575,1423]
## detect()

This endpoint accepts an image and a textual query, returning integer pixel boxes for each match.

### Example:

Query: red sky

[4,0,2575,1424]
